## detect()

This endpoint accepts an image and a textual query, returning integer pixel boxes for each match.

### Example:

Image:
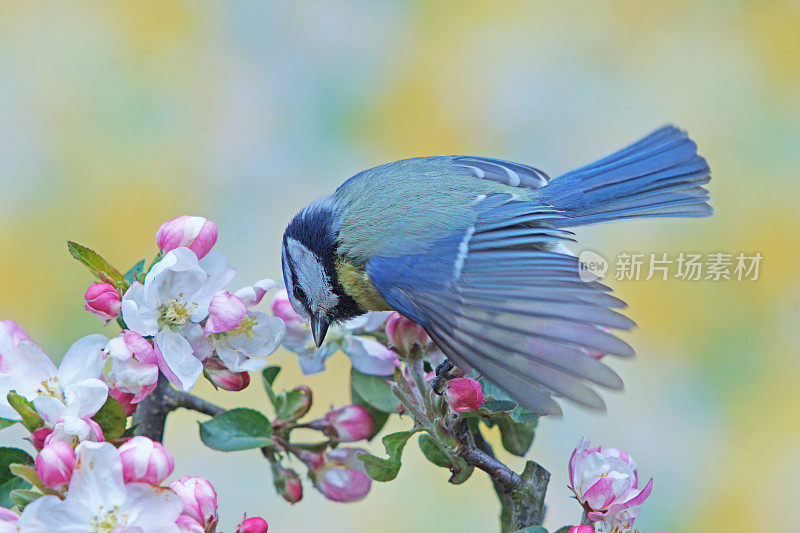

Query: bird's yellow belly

[335,259,393,311]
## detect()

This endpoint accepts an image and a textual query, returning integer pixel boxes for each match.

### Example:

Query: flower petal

[343,336,398,376]
[204,291,246,335]
[63,379,109,418]
[67,442,126,511]
[234,279,277,308]
[154,330,203,391]
[57,335,108,387]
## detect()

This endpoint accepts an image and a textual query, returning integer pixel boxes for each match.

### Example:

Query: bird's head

[281,198,363,347]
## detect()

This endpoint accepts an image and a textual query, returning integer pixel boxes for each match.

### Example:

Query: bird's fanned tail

[539,126,712,226]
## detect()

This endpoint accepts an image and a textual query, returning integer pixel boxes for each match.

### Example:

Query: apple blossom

[445,378,485,412]
[119,435,175,485]
[272,465,303,504]
[313,448,372,503]
[0,507,17,533]
[236,515,269,533]
[109,388,137,416]
[83,282,122,320]
[310,405,374,442]
[272,288,397,375]
[567,526,593,533]
[157,215,218,259]
[568,438,654,529]
[18,442,183,532]
[104,330,159,403]
[0,332,109,443]
[385,312,430,355]
[176,514,206,533]
[121,247,235,390]
[35,440,76,491]
[196,281,285,374]
[170,475,219,532]
[203,355,251,391]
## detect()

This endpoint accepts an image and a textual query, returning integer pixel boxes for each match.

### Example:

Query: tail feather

[539,126,712,227]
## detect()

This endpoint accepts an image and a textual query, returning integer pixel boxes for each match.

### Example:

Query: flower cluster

[0,437,266,532]
[568,438,655,533]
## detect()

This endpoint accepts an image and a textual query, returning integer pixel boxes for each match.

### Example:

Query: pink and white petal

[16,494,93,531]
[204,291,246,335]
[32,396,67,426]
[0,319,29,351]
[234,279,277,307]
[68,442,127,511]
[143,249,205,303]
[343,336,399,376]
[124,330,157,365]
[191,251,236,320]
[121,282,160,336]
[582,477,618,511]
[621,477,653,509]
[58,335,108,387]
[215,345,264,373]
[182,324,213,361]
[154,330,203,391]
[121,483,183,531]
[0,339,56,383]
[63,379,109,418]
[297,343,338,375]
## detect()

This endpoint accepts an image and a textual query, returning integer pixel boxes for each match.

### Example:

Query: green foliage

[7,392,42,432]
[357,429,421,482]
[478,378,540,457]
[92,396,127,441]
[417,433,450,468]
[261,366,281,406]
[349,368,398,413]
[124,259,146,285]
[0,419,16,431]
[9,489,42,509]
[9,464,58,496]
[274,388,311,421]
[0,447,33,508]
[199,408,273,451]
[514,527,549,533]
[67,241,127,288]
[553,527,575,533]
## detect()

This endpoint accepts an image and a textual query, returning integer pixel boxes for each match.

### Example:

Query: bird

[280,126,711,415]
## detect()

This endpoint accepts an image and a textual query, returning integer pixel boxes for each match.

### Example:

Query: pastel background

[1,2,798,531]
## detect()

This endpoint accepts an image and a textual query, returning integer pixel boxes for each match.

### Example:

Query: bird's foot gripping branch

[1,215,659,533]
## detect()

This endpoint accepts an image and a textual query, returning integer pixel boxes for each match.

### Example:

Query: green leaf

[67,241,127,288]
[0,418,16,431]
[496,415,538,457]
[261,366,281,406]
[0,447,33,508]
[9,489,42,508]
[124,259,146,285]
[7,392,42,432]
[553,527,575,533]
[350,382,389,440]
[92,396,128,441]
[479,377,540,423]
[9,464,57,495]
[447,458,474,485]
[482,400,518,413]
[274,388,311,421]
[417,433,451,468]
[357,429,420,482]
[199,408,273,451]
[514,527,549,533]
[350,368,398,413]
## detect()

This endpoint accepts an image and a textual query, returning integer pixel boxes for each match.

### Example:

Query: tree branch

[454,419,550,532]
[132,374,224,440]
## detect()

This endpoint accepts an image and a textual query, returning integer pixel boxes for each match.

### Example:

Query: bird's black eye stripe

[293,286,306,302]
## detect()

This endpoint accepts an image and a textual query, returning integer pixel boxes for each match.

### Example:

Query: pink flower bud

[203,355,250,391]
[314,448,372,503]
[567,526,593,533]
[118,436,174,485]
[170,476,219,531]
[445,378,485,412]
[156,215,218,259]
[568,438,653,526]
[31,427,53,451]
[83,282,122,320]
[272,466,303,504]
[109,388,138,416]
[236,515,268,533]
[311,405,374,442]
[35,441,76,491]
[385,312,430,355]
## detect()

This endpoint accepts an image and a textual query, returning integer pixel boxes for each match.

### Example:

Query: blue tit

[281,126,711,415]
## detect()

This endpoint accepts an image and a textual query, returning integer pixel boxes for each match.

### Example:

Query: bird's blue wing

[365,194,633,415]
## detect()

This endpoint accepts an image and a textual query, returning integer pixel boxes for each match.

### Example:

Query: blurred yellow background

[1,2,798,531]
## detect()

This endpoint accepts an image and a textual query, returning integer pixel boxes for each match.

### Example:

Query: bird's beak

[310,314,330,348]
